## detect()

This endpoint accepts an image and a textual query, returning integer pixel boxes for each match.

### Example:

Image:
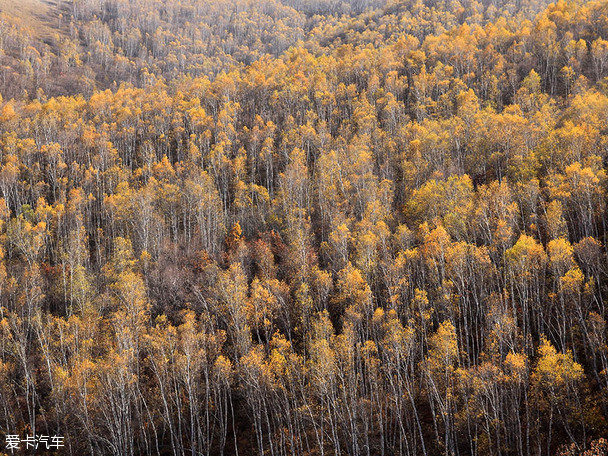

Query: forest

[0,0,608,454]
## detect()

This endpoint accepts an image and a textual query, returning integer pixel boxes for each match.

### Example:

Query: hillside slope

[0,0,63,41]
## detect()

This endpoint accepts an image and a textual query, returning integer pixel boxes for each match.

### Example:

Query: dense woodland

[0,0,608,454]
